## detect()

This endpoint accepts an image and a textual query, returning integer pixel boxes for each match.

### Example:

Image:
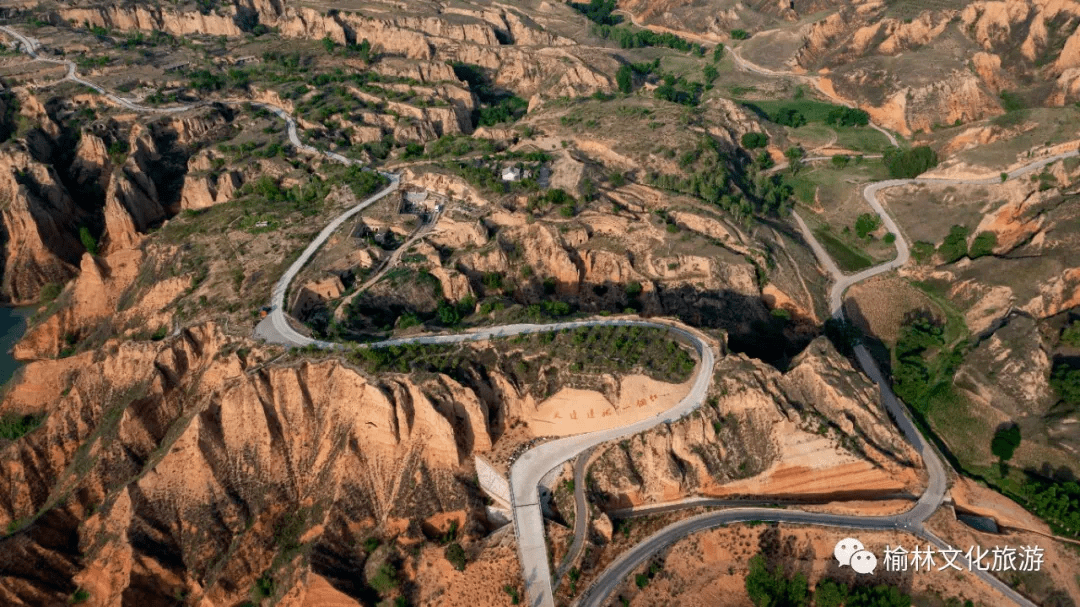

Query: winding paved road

[5,24,1073,607]
[574,164,1077,607]
[568,33,1079,607]
[554,449,593,587]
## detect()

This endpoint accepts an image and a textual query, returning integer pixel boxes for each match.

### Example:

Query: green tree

[969,231,996,258]
[813,580,847,607]
[580,177,597,201]
[1051,364,1080,404]
[625,281,643,297]
[741,132,768,149]
[825,107,870,127]
[990,424,1021,461]
[713,43,725,62]
[999,90,1025,112]
[1061,321,1080,347]
[39,282,61,304]
[882,146,938,178]
[0,413,43,441]
[847,584,911,607]
[444,542,467,571]
[831,154,850,168]
[938,225,969,263]
[482,272,504,290]
[570,0,621,25]
[891,318,946,411]
[744,554,809,607]
[402,142,424,159]
[730,29,750,40]
[855,213,881,238]
[320,36,336,53]
[703,64,719,84]
[349,38,373,62]
[785,146,805,174]
[616,64,633,93]
[369,562,399,594]
[79,226,98,255]
[773,107,806,127]
[436,300,461,326]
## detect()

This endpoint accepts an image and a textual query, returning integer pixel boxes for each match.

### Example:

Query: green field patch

[786,124,834,147]
[833,127,892,153]
[813,228,874,272]
[740,98,846,124]
[783,174,816,205]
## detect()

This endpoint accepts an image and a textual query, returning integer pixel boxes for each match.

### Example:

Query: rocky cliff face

[55,0,612,100]
[588,337,923,507]
[787,0,1080,132]
[908,155,1080,335]
[0,144,85,303]
[0,324,500,606]
[0,91,235,302]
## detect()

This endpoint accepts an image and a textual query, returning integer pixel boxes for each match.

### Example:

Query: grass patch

[783,174,816,205]
[813,229,873,272]
[833,127,892,153]
[741,99,848,124]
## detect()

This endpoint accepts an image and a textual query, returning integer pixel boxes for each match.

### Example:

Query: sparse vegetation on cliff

[0,413,44,441]
[346,324,697,390]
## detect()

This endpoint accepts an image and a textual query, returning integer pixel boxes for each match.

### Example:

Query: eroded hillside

[0,0,1078,606]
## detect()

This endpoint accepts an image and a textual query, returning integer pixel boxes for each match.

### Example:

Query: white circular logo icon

[834,537,865,567]
[850,549,878,574]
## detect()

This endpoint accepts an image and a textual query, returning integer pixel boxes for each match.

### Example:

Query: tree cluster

[592,25,705,55]
[855,213,881,238]
[938,225,969,263]
[882,146,938,178]
[891,318,953,413]
[741,132,768,149]
[570,0,622,25]
[825,107,870,127]
[653,73,704,106]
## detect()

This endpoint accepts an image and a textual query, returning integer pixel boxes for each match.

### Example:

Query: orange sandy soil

[411,529,523,607]
[301,575,362,607]
[547,519,574,568]
[555,510,700,605]
[926,506,1080,604]
[950,477,1051,535]
[469,372,695,474]
[844,276,941,345]
[483,421,534,474]
[706,460,922,501]
[526,374,693,437]
[800,499,917,517]
[614,523,1034,607]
